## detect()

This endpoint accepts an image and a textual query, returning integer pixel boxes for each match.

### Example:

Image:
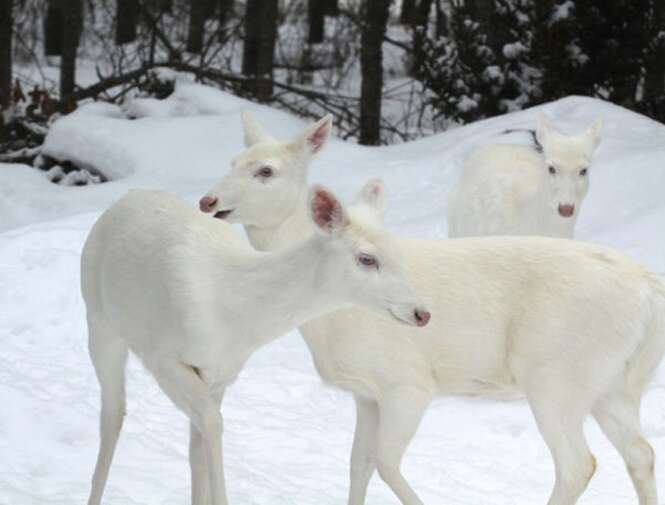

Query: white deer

[199,112,665,505]
[447,113,603,238]
[81,187,429,505]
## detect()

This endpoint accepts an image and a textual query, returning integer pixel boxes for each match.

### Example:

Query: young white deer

[199,112,665,505]
[81,187,429,505]
[447,113,603,238]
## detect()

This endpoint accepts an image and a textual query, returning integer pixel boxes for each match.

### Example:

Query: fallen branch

[66,64,160,104]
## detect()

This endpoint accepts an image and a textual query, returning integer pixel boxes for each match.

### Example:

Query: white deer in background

[81,187,429,505]
[199,112,665,505]
[447,113,603,238]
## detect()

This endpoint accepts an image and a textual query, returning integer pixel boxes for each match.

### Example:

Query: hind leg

[528,393,597,505]
[87,323,129,505]
[593,391,657,505]
[154,361,228,505]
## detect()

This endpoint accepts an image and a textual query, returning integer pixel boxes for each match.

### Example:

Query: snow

[552,1,575,22]
[1,87,665,505]
[503,41,528,60]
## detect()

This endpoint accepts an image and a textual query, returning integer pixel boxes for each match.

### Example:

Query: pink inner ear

[312,190,340,229]
[309,122,330,153]
[366,183,381,200]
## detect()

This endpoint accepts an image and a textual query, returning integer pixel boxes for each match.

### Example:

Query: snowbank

[1,87,664,504]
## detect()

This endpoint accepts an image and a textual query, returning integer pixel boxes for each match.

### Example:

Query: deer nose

[558,204,575,218]
[199,196,218,213]
[414,308,431,327]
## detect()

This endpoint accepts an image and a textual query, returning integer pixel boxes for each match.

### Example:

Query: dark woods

[1,0,664,150]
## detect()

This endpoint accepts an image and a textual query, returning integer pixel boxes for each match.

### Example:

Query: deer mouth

[214,209,234,220]
[388,307,430,327]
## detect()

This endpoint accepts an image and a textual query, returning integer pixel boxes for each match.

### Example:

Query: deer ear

[357,178,385,218]
[310,185,348,235]
[241,110,272,147]
[294,115,333,157]
[535,112,554,148]
[585,117,603,151]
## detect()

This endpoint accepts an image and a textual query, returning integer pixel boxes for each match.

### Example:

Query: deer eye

[548,165,556,175]
[579,168,588,176]
[358,253,379,269]
[255,166,273,178]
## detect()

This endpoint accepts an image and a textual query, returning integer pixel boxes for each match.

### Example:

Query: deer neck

[228,234,344,340]
[244,194,314,252]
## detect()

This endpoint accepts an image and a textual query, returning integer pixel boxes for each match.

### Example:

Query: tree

[116,0,139,45]
[400,0,417,24]
[60,0,83,102]
[44,1,63,56]
[360,0,390,145]
[187,0,206,53]
[435,0,448,38]
[465,0,501,53]
[218,0,234,39]
[44,0,83,101]
[308,0,325,44]
[324,0,339,16]
[0,0,12,109]
[644,0,665,103]
[242,0,279,101]
[411,0,433,77]
[575,1,647,107]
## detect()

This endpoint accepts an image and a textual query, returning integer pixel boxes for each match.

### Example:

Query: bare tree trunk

[60,0,83,102]
[360,0,390,145]
[218,0,233,39]
[324,0,339,16]
[644,0,665,100]
[187,0,206,53]
[308,0,325,44]
[0,0,12,109]
[242,0,278,101]
[400,0,416,24]
[116,0,139,45]
[44,1,62,56]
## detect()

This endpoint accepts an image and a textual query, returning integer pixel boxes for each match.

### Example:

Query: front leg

[348,395,379,505]
[154,361,228,505]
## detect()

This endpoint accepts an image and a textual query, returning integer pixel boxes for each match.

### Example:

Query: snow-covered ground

[1,86,665,505]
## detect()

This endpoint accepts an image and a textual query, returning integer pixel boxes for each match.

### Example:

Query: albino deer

[81,187,429,505]
[447,113,603,238]
[199,112,665,505]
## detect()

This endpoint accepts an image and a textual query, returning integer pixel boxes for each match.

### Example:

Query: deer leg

[528,393,596,505]
[190,387,225,505]
[593,392,657,505]
[348,395,380,505]
[375,386,431,505]
[87,326,129,505]
[155,361,228,505]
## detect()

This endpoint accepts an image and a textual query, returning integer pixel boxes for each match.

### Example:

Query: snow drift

[1,86,664,505]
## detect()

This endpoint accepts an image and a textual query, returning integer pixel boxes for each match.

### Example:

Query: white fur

[448,113,603,238]
[81,187,427,505]
[200,113,665,505]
